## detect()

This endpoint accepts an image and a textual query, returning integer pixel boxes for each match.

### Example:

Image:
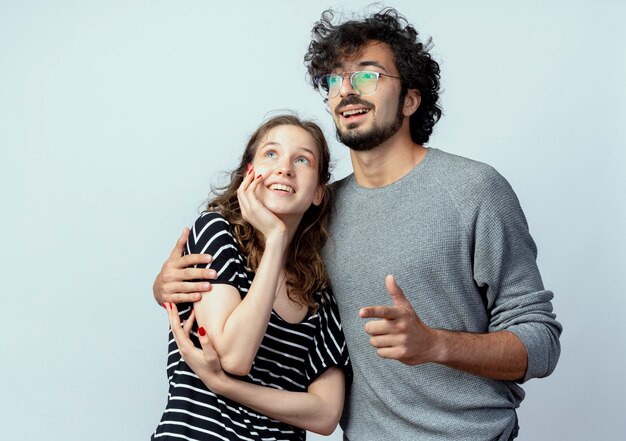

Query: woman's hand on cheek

[237,164,287,242]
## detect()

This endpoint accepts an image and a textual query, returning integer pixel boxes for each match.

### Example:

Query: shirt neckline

[347,147,437,193]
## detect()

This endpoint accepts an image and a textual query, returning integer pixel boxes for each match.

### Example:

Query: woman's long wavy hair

[206,114,333,310]
[305,7,442,145]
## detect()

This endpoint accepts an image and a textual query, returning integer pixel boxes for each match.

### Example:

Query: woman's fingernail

[162,302,167,309]
[198,327,206,336]
[246,163,251,171]
[256,174,262,179]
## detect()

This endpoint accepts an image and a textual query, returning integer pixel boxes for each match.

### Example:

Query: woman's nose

[273,157,294,176]
[276,166,293,177]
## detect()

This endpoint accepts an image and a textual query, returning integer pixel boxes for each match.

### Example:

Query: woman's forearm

[197,233,288,375]
[211,367,344,435]
[167,298,345,435]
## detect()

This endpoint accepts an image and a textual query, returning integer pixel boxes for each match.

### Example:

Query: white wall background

[1,1,624,440]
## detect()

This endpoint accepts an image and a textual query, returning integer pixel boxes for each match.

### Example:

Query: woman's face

[251,124,324,220]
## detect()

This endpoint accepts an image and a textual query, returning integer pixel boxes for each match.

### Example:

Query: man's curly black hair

[304,7,442,145]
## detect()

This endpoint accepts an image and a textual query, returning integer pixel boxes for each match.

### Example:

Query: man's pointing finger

[359,305,401,320]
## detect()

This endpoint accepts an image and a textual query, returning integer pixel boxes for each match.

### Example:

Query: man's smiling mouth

[341,108,370,118]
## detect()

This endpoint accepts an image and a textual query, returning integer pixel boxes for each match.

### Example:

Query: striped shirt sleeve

[305,289,352,385]
[186,211,242,289]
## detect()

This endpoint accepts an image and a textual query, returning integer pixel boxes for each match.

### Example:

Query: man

[153,8,561,440]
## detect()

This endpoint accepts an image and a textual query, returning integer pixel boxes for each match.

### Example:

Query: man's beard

[335,94,405,152]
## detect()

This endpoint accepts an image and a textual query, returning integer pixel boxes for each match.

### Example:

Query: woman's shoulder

[312,288,341,319]
[193,210,230,228]
[191,210,233,236]
[188,210,238,250]
[316,287,337,304]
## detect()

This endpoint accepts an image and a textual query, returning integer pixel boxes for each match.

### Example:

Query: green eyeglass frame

[314,71,401,99]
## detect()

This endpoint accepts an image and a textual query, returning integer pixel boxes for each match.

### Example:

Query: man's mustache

[335,95,374,113]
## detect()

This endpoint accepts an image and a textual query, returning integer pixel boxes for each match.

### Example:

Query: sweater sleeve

[471,170,562,383]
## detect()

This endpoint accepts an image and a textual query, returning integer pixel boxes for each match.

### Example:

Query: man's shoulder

[430,148,508,193]
[428,149,525,224]
[431,148,499,177]
[329,173,354,194]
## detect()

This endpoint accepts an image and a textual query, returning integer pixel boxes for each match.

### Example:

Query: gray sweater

[323,148,562,441]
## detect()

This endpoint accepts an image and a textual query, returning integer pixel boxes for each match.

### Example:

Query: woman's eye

[295,157,311,165]
[264,151,277,159]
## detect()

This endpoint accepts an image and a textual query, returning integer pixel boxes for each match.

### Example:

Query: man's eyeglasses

[314,71,401,99]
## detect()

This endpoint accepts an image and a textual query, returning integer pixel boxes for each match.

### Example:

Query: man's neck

[349,127,427,188]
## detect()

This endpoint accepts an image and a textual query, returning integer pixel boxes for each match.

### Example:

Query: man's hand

[359,275,441,365]
[360,275,528,379]
[153,228,216,305]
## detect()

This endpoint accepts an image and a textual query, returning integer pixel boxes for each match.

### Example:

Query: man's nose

[339,74,357,97]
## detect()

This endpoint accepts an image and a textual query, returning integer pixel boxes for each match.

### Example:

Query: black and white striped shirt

[153,211,351,441]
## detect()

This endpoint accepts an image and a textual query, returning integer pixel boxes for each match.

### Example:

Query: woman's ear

[312,185,324,206]
[403,89,421,117]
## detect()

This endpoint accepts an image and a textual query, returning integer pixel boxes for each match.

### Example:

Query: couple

[152,8,562,441]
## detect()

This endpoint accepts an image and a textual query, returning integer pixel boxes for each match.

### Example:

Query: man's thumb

[386,274,409,307]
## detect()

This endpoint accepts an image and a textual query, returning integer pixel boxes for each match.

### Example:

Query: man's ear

[403,89,421,117]
[312,185,324,206]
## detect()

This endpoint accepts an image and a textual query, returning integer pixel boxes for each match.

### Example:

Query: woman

[153,115,350,440]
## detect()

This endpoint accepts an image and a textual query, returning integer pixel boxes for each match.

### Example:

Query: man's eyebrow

[357,60,390,72]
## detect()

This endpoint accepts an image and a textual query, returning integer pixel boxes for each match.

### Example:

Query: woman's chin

[263,199,304,217]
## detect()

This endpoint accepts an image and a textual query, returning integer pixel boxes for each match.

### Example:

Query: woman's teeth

[269,184,295,193]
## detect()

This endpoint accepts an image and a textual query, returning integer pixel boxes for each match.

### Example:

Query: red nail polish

[162,302,166,309]
[256,174,262,179]
[198,327,206,336]
[248,167,254,175]
[246,163,251,171]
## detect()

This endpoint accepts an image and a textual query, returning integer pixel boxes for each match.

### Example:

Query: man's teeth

[269,184,295,193]
[342,108,369,117]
